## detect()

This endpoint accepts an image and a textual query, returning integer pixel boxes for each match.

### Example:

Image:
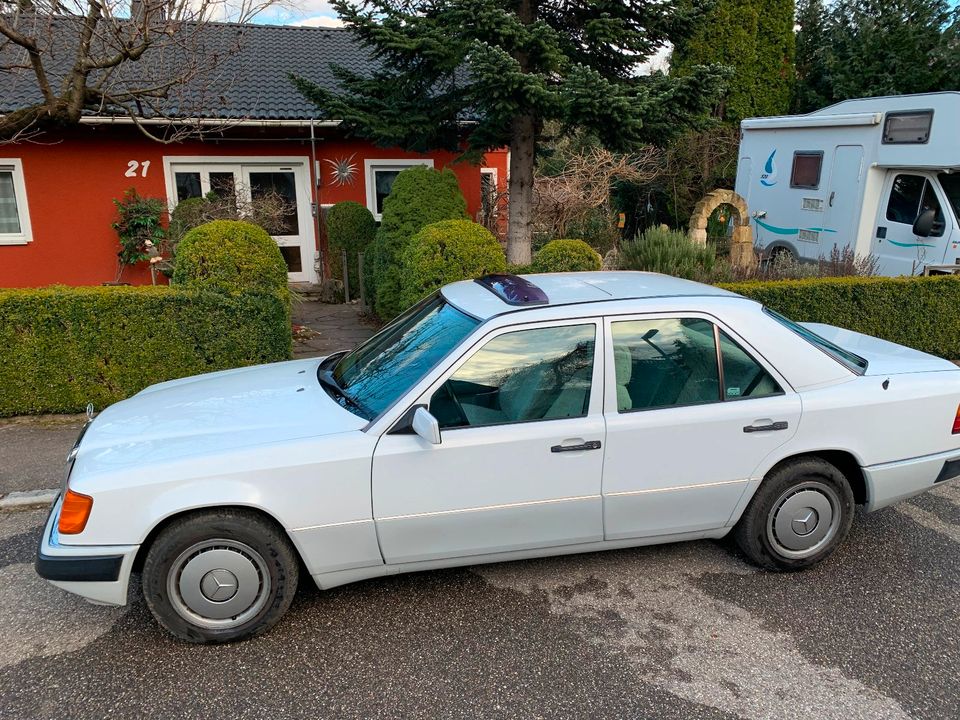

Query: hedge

[0,286,292,416]
[398,220,507,310]
[326,201,376,299]
[719,275,960,359]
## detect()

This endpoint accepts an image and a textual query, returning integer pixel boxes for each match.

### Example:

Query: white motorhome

[735,92,960,276]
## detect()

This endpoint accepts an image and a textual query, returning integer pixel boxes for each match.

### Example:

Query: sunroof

[474,274,549,306]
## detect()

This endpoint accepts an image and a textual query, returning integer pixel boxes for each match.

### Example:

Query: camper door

[872,172,950,275]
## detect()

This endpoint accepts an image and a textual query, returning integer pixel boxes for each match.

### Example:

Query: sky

[256,0,345,27]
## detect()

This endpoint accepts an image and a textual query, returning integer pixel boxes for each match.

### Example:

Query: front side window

[0,160,31,243]
[430,324,596,429]
[938,173,960,225]
[885,174,944,234]
[331,295,480,419]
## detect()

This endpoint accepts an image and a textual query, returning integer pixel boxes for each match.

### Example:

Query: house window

[480,168,498,223]
[0,159,32,245]
[790,152,823,190]
[883,110,933,144]
[364,159,434,220]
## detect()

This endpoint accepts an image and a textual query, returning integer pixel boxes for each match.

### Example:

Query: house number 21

[124,160,151,178]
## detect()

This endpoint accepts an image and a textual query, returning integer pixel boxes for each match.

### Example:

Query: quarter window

[430,324,596,429]
[718,331,782,400]
[0,159,32,244]
[790,152,823,189]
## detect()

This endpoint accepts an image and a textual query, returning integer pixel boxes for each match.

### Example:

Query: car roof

[441,272,742,320]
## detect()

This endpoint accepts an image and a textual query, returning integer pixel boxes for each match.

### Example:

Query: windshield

[330,294,480,420]
[764,308,868,375]
[938,173,960,223]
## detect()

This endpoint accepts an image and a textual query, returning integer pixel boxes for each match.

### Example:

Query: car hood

[802,323,959,376]
[73,358,367,475]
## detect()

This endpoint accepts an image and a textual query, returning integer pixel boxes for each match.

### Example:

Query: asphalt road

[2,483,959,720]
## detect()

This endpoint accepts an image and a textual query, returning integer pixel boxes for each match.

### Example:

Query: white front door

[372,319,606,565]
[872,172,947,276]
[601,313,802,540]
[166,158,317,283]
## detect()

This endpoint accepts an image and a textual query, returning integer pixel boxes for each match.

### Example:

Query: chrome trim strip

[605,478,749,497]
[289,518,373,532]
[378,494,600,522]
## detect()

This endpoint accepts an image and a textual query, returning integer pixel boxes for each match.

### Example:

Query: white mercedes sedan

[37,272,960,643]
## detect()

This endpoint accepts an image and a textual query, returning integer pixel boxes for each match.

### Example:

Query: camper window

[882,111,933,144]
[790,152,823,189]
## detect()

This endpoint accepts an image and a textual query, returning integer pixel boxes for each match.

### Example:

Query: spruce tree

[670,0,796,123]
[294,0,725,265]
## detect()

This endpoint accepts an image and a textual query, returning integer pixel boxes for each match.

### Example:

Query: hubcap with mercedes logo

[767,481,842,559]
[167,540,271,630]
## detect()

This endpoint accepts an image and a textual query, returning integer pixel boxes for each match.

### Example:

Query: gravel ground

[2,482,959,719]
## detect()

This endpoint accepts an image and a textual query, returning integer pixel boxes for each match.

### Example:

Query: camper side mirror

[913,208,936,237]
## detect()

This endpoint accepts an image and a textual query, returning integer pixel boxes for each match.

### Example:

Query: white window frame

[364,159,434,221]
[0,159,33,245]
[480,167,499,219]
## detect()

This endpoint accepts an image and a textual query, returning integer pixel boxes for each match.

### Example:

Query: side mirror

[412,406,441,445]
[913,208,936,237]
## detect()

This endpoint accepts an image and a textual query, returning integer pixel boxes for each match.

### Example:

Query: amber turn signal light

[953,404,960,435]
[58,489,93,534]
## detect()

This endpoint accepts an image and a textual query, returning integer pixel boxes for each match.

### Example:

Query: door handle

[551,440,602,453]
[743,421,789,433]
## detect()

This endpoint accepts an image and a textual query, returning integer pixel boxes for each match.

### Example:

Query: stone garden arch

[689,189,756,269]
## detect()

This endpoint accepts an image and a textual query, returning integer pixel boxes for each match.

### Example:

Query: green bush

[172,220,289,309]
[564,208,621,257]
[0,286,291,416]
[326,201,376,300]
[368,166,469,318]
[168,197,209,245]
[530,239,602,273]
[619,226,717,280]
[719,276,960,360]
[397,220,507,309]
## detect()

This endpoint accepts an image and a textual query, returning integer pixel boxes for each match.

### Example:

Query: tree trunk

[507,112,536,266]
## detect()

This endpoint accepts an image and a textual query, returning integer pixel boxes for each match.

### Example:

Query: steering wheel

[441,381,470,427]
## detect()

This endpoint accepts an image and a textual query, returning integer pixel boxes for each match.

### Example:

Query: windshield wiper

[316,367,372,419]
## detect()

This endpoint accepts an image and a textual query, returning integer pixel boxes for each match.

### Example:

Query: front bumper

[864,449,960,512]
[35,495,139,606]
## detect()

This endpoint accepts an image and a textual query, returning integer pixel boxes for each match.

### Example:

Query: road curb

[0,489,58,510]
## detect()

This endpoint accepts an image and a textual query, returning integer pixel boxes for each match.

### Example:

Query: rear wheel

[733,457,855,571]
[142,509,299,643]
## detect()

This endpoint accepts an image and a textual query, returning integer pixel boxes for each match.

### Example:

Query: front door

[601,314,802,540]
[372,320,606,565]
[167,158,317,283]
[872,172,947,276]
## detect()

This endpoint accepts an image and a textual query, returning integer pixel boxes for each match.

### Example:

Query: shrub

[112,188,167,281]
[619,226,717,280]
[173,220,289,308]
[397,220,507,309]
[0,286,291,416]
[530,239,602,273]
[719,276,960,360]
[326,201,376,300]
[168,197,209,245]
[564,208,621,257]
[368,166,469,318]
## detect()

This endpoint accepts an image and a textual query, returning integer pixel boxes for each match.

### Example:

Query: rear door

[601,313,802,540]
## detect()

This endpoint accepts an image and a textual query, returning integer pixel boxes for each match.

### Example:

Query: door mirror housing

[412,406,441,445]
[913,208,936,237]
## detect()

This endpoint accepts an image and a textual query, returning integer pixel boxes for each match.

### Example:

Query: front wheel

[142,509,299,643]
[733,457,855,571]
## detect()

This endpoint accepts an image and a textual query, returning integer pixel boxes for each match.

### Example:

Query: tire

[733,457,855,571]
[142,509,299,644]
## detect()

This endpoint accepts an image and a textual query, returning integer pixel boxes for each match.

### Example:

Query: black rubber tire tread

[142,508,299,644]
[733,457,855,572]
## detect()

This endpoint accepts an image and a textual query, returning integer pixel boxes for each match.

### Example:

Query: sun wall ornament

[325,154,358,186]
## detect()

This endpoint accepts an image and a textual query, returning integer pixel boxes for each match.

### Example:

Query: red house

[0,23,507,288]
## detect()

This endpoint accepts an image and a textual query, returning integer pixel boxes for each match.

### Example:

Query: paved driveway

[3,482,959,719]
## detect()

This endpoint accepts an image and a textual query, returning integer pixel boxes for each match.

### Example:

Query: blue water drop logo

[760,150,778,187]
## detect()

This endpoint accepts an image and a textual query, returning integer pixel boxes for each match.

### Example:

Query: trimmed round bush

[397,220,507,310]
[370,166,469,318]
[326,201,376,300]
[173,220,289,306]
[530,239,602,273]
[618,226,717,280]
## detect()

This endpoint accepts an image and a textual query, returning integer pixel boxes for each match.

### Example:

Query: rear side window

[790,152,823,189]
[718,331,783,400]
